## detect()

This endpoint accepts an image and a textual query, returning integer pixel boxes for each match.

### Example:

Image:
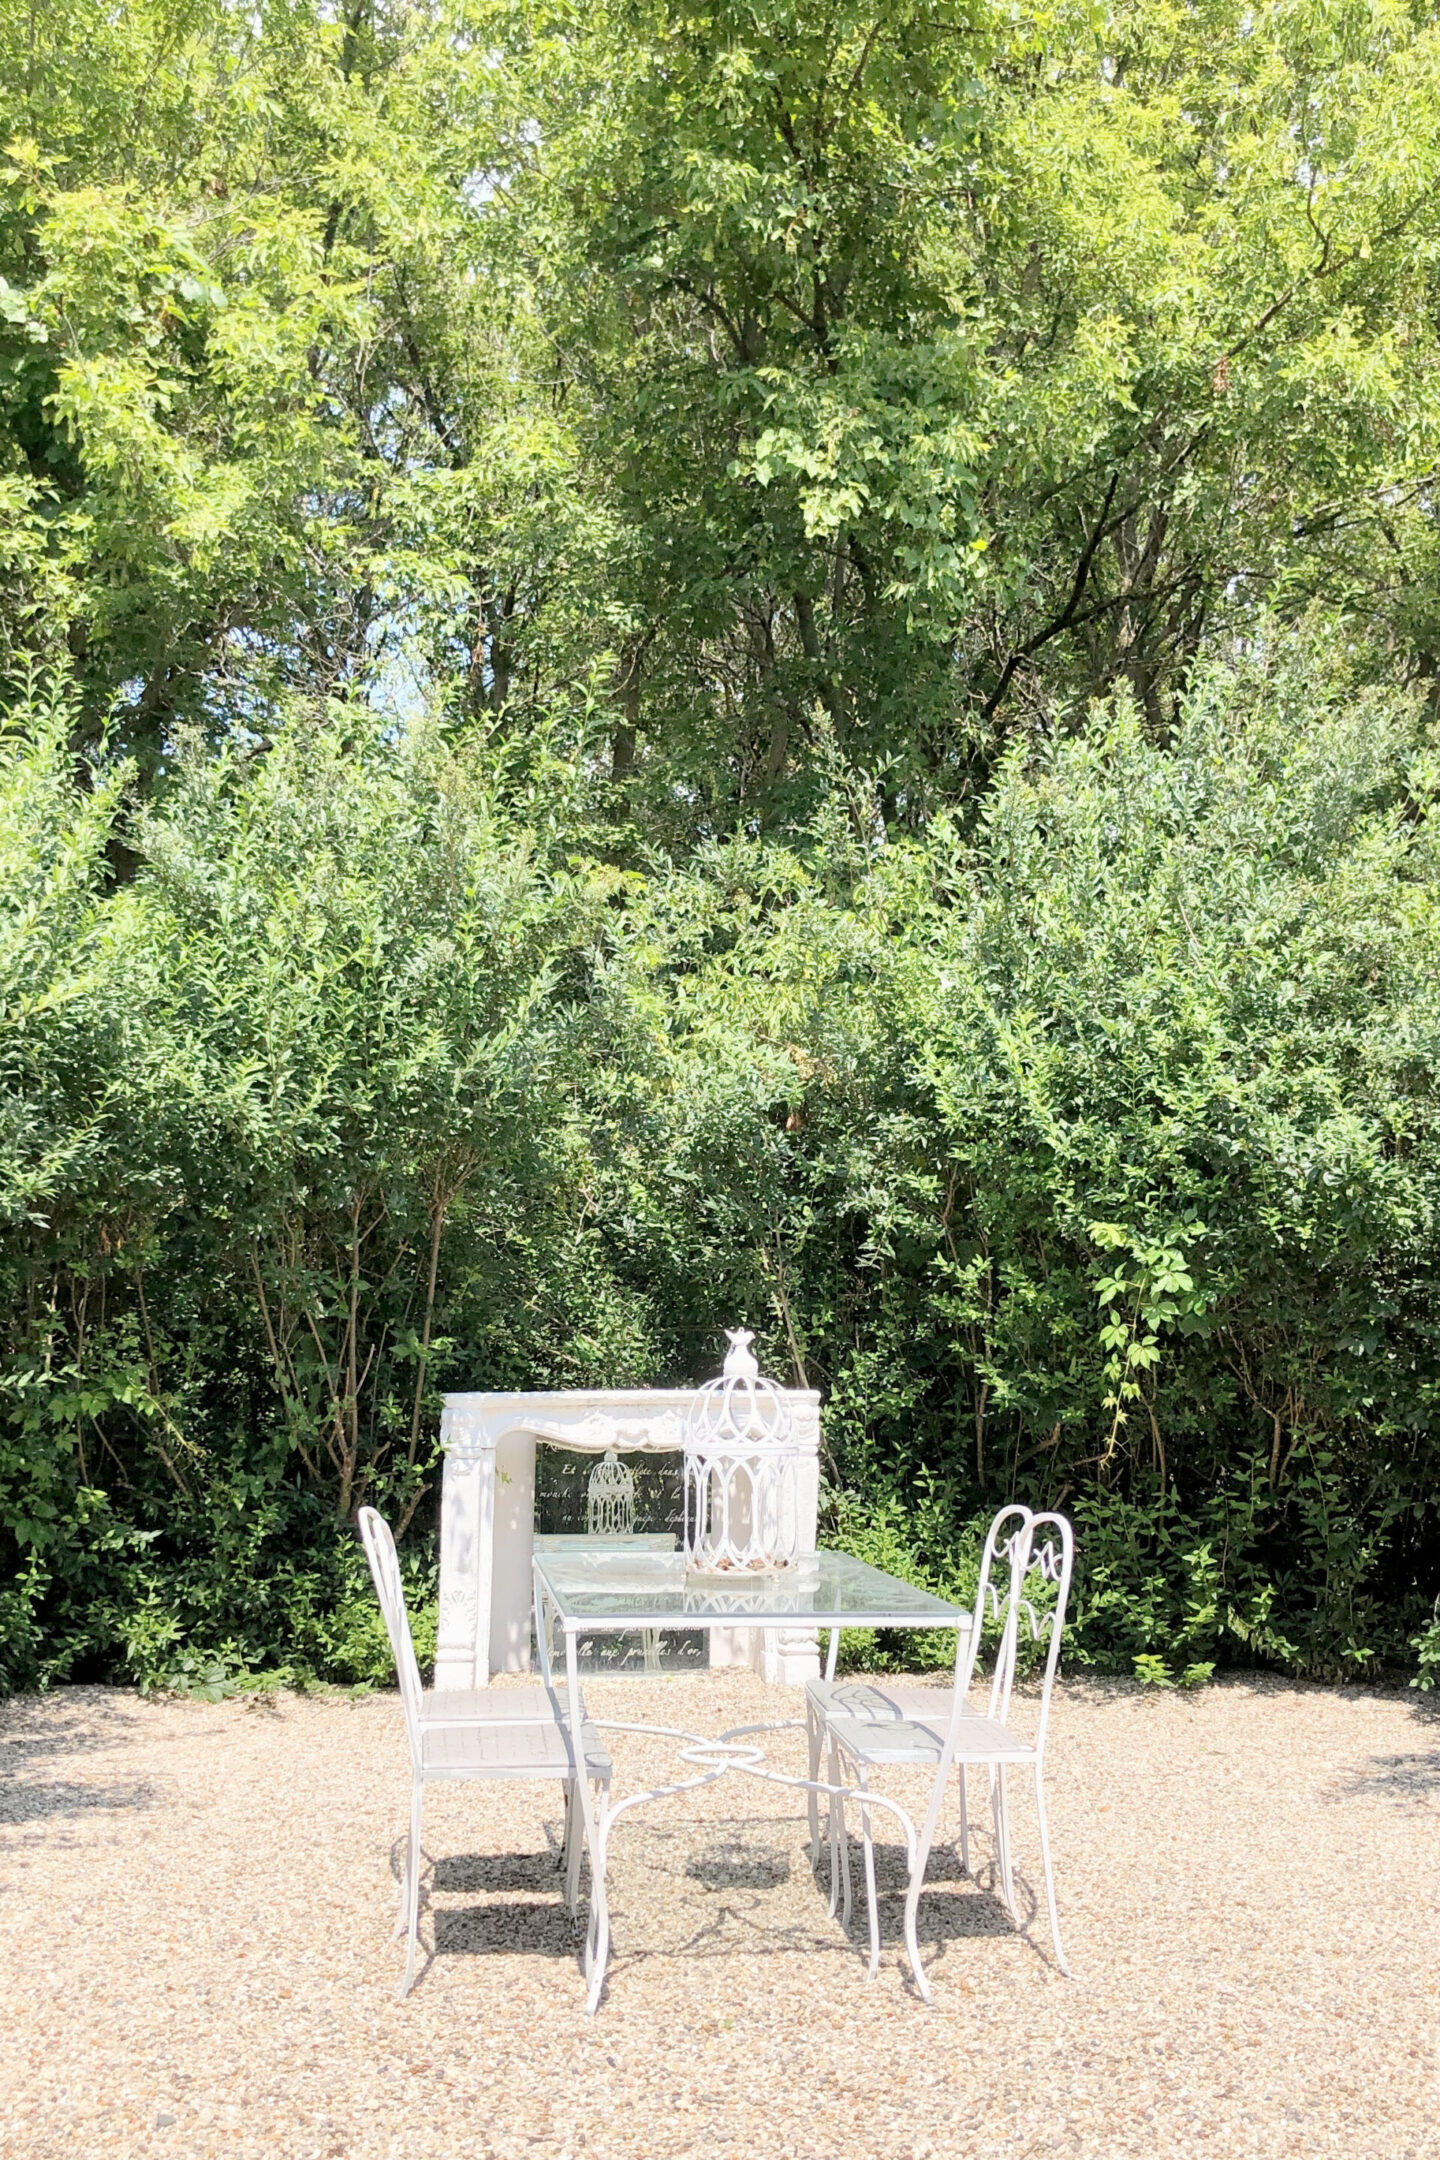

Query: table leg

[564,1624,610,2013]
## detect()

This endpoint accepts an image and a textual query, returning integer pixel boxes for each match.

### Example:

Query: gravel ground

[2,1671,1439,2160]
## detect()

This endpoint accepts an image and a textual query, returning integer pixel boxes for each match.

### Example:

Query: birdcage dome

[686,1328,791,1452]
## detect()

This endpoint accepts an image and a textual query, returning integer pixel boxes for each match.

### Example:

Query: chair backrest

[952,1503,1032,1722]
[357,1507,424,1766]
[1017,1511,1074,1757]
[944,1504,1074,1751]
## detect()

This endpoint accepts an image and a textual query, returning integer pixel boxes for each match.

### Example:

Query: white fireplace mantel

[435,1387,822,1689]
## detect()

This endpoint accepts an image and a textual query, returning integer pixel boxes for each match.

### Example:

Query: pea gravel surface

[1,1672,1438,2160]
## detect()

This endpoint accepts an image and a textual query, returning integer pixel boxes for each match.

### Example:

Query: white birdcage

[683,1328,799,1574]
[586,1448,636,1538]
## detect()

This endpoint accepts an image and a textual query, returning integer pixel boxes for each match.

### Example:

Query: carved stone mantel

[435,1387,822,1689]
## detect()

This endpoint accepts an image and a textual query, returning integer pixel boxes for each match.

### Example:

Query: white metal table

[531,1546,972,2011]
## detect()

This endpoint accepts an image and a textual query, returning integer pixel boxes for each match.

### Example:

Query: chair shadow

[433,1900,583,1959]
[431,1850,573,1896]
[832,1832,1049,1972]
[392,1841,584,1978]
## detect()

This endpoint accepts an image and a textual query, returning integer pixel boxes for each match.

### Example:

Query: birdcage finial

[723,1328,758,1381]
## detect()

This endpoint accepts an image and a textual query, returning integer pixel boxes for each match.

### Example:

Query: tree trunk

[611,637,643,780]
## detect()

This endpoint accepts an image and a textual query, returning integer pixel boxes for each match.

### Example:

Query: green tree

[6,0,1440,818]
[0,0,610,772]
[528,0,1440,815]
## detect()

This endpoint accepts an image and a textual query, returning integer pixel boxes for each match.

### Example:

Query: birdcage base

[685,1557,796,1581]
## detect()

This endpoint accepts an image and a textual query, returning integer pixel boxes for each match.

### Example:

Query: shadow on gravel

[1336,1751,1440,1800]
[0,1775,158,1825]
[432,1849,570,1896]
[0,1695,160,1825]
[685,1838,791,1891]
[861,1834,1028,1942]
[0,1705,130,1761]
[432,1899,580,1958]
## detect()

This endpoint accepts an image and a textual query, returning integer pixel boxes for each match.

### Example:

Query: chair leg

[1033,1765,1070,1976]
[642,1628,661,1675]
[399,1776,424,1999]
[565,1781,587,1915]
[901,1853,930,2006]
[828,1738,852,1928]
[583,1792,613,2016]
[902,1751,954,2008]
[824,1730,840,1916]
[993,1765,1018,1926]
[957,1761,970,1876]
[585,1896,611,2014]
[858,1770,881,1980]
[806,1701,822,1866]
[394,1826,431,1940]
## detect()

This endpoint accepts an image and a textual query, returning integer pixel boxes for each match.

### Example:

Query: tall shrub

[603,639,1440,1676]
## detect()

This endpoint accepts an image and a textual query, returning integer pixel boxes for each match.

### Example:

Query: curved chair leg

[825,1732,840,1916]
[583,1809,613,2016]
[583,1890,603,1985]
[393,1831,432,1940]
[900,1846,939,2001]
[585,1899,612,2012]
[858,1769,881,1980]
[399,1776,424,1998]
[902,1742,957,2008]
[1033,1765,1070,1975]
[901,1867,930,2004]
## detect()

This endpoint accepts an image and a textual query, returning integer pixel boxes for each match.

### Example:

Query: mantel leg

[435,1441,496,1690]
[490,1431,537,1674]
[758,1436,821,1683]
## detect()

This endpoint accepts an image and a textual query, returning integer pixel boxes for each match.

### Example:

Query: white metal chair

[809,1507,1075,1994]
[804,1504,1026,1879]
[358,1507,612,1997]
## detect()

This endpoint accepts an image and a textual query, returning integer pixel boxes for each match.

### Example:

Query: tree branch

[982,471,1120,722]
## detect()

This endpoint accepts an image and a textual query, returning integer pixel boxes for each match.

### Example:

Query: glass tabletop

[532,1546,972,1630]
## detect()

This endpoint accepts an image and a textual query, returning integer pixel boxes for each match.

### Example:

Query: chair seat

[420,1716,611,1782]
[807,1679,953,1734]
[420,1684,586,1725]
[825,1699,1037,1768]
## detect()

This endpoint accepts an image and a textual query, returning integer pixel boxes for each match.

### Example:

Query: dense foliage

[2,0,1440,1690]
